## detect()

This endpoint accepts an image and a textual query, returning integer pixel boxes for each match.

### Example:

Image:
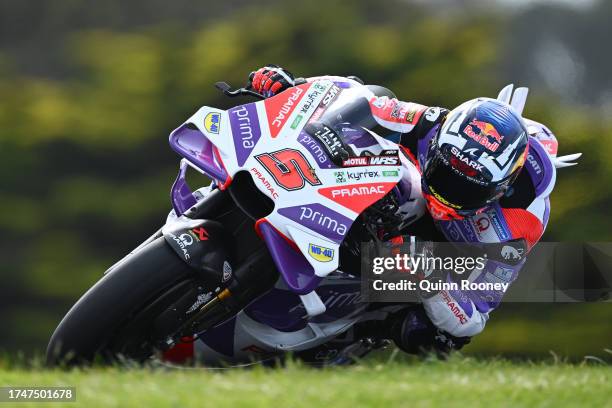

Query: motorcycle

[45,76,427,366]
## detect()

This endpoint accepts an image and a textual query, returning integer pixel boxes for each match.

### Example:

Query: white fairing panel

[177,80,408,278]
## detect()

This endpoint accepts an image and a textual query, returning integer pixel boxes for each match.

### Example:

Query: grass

[0,355,610,407]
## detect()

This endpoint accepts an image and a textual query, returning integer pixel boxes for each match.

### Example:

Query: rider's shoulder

[438,137,555,240]
[523,136,557,200]
[439,136,556,248]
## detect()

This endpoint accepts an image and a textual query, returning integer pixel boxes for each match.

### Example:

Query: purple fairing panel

[170,160,197,216]
[244,288,309,332]
[334,81,353,89]
[543,196,551,226]
[258,221,322,295]
[525,137,555,197]
[228,103,262,166]
[197,316,236,357]
[277,203,354,244]
[169,124,228,182]
[244,279,363,332]
[341,126,378,148]
[393,172,414,204]
[297,131,337,169]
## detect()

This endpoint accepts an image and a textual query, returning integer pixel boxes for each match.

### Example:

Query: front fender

[162,217,234,284]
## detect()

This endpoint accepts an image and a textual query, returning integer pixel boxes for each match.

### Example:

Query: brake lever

[215,82,265,100]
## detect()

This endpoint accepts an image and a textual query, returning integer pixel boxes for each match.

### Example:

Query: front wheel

[46,237,213,366]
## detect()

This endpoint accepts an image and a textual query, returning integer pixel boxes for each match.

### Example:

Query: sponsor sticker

[429,185,462,209]
[489,208,511,241]
[342,151,400,167]
[321,85,341,107]
[277,203,352,243]
[191,227,209,241]
[492,266,515,282]
[290,114,304,129]
[308,243,334,262]
[463,120,503,152]
[318,182,397,213]
[334,169,390,183]
[222,261,232,282]
[250,167,280,199]
[424,107,441,122]
[527,152,542,175]
[264,84,308,138]
[305,122,349,166]
[204,112,221,134]
[475,215,490,233]
[229,104,262,166]
[299,85,325,115]
[298,132,335,169]
[449,146,484,176]
[501,245,523,261]
[441,222,464,241]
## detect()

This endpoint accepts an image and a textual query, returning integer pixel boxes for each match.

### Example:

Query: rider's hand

[248,65,296,97]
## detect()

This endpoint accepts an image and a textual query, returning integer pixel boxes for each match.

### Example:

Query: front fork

[159,176,277,349]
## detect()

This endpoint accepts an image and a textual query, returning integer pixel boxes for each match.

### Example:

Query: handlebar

[215,82,265,100]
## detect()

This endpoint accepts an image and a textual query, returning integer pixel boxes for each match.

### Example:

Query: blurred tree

[0,0,609,356]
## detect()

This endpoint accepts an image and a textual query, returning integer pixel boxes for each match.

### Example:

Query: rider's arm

[423,152,554,338]
[420,251,526,337]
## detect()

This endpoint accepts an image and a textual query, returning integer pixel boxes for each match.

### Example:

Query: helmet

[422,98,529,221]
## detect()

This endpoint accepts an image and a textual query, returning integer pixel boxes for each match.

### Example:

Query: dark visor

[423,151,499,210]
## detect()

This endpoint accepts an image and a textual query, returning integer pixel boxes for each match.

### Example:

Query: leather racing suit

[304,75,558,354]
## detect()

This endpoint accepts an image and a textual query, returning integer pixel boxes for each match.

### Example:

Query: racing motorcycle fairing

[169,80,406,304]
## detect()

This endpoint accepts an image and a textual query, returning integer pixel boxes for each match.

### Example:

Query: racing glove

[248,65,297,97]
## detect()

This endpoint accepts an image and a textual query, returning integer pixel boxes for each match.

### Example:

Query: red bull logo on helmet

[463,120,504,152]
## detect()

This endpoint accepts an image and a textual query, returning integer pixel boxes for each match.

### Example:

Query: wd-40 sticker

[318,182,397,214]
[308,243,334,262]
[204,112,221,134]
[277,203,353,243]
[229,104,262,166]
[264,84,308,138]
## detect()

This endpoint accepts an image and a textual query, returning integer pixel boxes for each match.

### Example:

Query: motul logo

[343,157,368,166]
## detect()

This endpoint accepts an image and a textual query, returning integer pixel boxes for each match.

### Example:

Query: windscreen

[313,85,378,145]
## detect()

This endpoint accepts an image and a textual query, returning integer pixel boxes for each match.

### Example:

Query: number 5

[255,149,322,191]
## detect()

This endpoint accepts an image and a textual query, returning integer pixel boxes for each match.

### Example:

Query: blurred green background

[0,0,610,359]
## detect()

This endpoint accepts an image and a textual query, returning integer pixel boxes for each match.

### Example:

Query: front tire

[46,237,203,366]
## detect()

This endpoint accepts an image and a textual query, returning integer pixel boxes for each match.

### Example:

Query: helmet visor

[423,149,500,210]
